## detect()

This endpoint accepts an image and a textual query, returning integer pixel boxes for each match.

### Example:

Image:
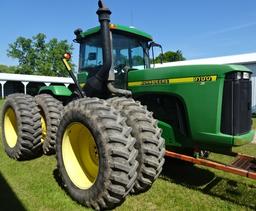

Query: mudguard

[39,85,72,97]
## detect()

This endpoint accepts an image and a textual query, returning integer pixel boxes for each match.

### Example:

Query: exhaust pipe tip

[97,0,112,19]
[98,0,105,9]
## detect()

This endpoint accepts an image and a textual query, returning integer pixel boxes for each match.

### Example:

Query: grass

[0,99,255,210]
[253,118,256,130]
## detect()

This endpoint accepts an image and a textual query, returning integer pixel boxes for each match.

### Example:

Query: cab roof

[80,24,153,41]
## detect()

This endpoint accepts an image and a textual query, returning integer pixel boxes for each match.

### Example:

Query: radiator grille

[221,72,252,135]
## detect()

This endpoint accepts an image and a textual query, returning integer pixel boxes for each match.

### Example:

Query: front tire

[56,98,138,210]
[1,94,42,160]
[108,97,165,194]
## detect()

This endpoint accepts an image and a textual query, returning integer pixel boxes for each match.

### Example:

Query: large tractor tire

[35,94,63,154]
[1,93,42,160]
[108,97,165,194]
[56,98,138,210]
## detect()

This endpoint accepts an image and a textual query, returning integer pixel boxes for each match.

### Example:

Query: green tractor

[1,1,164,210]
[1,0,255,210]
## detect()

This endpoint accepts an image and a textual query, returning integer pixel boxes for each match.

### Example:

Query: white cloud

[208,22,256,35]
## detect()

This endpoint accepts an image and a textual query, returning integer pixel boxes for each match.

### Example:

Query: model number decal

[193,76,216,82]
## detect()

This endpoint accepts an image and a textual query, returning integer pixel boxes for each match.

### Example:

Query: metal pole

[0,81,6,98]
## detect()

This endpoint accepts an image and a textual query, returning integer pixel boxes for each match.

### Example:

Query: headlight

[243,72,250,79]
[236,72,242,80]
[225,72,251,80]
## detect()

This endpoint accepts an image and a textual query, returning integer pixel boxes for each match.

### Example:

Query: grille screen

[221,72,252,135]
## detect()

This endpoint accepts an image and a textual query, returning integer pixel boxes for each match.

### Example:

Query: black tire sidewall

[35,94,63,154]
[108,97,165,193]
[56,110,108,203]
[1,98,22,158]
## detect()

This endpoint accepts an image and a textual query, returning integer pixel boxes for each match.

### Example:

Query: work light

[243,72,250,79]
[236,72,242,80]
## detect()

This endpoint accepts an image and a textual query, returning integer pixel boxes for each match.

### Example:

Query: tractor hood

[128,64,251,87]
[128,64,253,149]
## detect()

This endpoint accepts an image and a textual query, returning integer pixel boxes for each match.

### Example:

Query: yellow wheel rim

[4,107,18,148]
[62,122,99,189]
[40,112,47,143]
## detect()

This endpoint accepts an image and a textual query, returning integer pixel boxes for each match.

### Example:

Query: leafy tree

[132,55,144,66]
[0,64,17,73]
[7,33,74,76]
[155,50,185,63]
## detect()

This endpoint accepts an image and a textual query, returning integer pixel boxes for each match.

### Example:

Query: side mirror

[149,42,162,49]
[149,41,164,65]
[74,28,83,43]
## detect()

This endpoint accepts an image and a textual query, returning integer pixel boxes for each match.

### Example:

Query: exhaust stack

[84,0,131,97]
[84,0,113,98]
[95,0,112,81]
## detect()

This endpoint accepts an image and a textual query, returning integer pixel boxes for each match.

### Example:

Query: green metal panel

[128,64,253,149]
[158,121,192,147]
[128,64,250,82]
[80,24,153,40]
[80,26,100,37]
[77,72,88,87]
[39,85,72,96]
[233,130,255,146]
[158,121,176,145]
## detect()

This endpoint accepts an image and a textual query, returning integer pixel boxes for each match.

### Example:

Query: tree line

[1,33,73,77]
[0,33,185,76]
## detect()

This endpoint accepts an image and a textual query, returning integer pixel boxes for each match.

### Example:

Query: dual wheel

[56,97,165,209]
[1,93,63,160]
[1,94,42,160]
[1,94,165,210]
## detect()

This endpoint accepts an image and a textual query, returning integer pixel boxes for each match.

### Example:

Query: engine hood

[128,64,251,86]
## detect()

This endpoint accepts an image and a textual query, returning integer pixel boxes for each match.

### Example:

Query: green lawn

[0,100,255,211]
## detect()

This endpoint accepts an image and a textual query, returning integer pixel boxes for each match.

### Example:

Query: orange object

[109,24,117,29]
[165,150,256,180]
[64,52,71,60]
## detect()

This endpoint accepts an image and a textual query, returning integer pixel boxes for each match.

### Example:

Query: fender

[39,85,72,97]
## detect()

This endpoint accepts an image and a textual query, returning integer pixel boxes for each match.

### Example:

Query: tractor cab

[75,24,154,89]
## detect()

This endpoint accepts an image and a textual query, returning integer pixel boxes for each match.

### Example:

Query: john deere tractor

[1,0,255,210]
[1,1,164,210]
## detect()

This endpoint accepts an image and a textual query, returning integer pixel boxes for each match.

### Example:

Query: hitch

[165,150,256,180]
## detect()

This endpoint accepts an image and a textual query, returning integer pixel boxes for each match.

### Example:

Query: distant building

[0,73,74,98]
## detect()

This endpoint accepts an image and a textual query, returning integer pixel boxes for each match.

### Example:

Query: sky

[1,0,256,67]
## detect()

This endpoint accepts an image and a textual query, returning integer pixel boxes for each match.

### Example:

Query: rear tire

[56,98,138,210]
[108,97,165,194]
[1,94,42,160]
[35,94,63,154]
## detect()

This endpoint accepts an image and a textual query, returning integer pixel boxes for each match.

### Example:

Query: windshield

[79,33,150,72]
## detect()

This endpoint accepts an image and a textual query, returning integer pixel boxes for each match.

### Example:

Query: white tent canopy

[155,52,256,68]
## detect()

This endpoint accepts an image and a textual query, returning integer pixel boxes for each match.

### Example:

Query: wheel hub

[4,107,18,148]
[40,112,47,143]
[62,122,99,189]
